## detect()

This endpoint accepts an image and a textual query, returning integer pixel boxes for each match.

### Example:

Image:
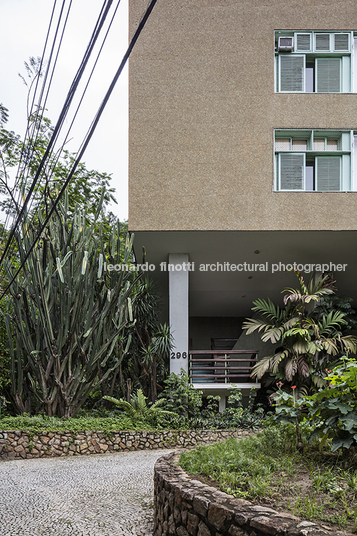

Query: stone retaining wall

[153,452,353,536]
[0,429,251,460]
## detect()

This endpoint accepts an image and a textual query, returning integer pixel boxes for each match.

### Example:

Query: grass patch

[179,425,357,533]
[0,414,154,433]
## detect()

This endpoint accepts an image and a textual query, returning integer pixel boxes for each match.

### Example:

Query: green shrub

[158,373,265,430]
[157,371,203,426]
[306,357,357,452]
[0,414,148,433]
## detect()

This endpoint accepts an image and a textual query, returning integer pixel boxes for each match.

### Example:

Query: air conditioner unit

[278,36,294,51]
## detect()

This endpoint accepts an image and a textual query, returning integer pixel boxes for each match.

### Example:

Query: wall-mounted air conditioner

[278,36,294,51]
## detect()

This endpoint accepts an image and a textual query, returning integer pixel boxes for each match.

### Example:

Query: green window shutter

[316,157,341,191]
[315,34,330,51]
[316,58,340,92]
[296,33,311,51]
[279,153,305,190]
[279,55,305,91]
[334,33,349,51]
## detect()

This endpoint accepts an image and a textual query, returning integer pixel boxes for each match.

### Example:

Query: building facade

[129,0,357,405]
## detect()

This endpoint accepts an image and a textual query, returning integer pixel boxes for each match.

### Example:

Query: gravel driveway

[0,449,173,536]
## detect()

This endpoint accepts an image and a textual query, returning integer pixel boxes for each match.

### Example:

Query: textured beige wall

[129,0,357,231]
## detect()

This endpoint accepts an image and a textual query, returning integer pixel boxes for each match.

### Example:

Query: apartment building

[129,0,357,405]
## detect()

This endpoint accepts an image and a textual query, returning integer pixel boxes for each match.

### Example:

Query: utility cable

[4,0,70,236]
[38,0,122,211]
[2,0,62,231]
[19,0,75,220]
[0,0,158,301]
[1,0,69,269]
[19,0,109,220]
[0,0,114,267]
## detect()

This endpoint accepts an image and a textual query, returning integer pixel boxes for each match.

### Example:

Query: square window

[275,130,354,192]
[275,31,353,93]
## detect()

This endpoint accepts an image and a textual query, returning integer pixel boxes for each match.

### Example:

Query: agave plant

[243,271,357,389]
[103,389,175,423]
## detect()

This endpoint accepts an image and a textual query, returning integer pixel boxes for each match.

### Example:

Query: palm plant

[124,277,173,402]
[103,388,175,423]
[243,271,357,388]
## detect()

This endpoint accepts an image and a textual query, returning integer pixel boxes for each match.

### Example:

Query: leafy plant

[306,357,357,454]
[124,277,173,402]
[158,376,264,430]
[158,370,203,423]
[270,385,306,449]
[243,271,357,388]
[313,294,357,334]
[216,387,263,430]
[103,389,176,425]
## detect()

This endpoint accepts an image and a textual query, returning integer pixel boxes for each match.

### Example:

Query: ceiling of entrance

[132,230,357,318]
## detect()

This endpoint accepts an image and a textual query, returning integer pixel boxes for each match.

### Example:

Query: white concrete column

[169,253,189,376]
[218,396,226,413]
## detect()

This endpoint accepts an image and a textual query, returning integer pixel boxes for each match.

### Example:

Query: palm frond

[261,326,284,343]
[297,355,310,378]
[270,350,289,373]
[242,318,270,336]
[251,298,284,322]
[250,355,275,379]
[310,373,326,389]
[284,359,297,382]
[137,389,147,414]
[318,310,346,335]
[102,396,136,417]
[292,339,309,354]
[340,335,357,354]
[283,316,300,330]
[283,327,311,340]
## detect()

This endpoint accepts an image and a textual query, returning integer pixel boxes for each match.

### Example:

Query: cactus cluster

[3,195,140,417]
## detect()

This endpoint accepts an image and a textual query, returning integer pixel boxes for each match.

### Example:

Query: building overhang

[132,230,357,318]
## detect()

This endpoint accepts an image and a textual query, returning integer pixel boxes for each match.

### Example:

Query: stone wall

[0,429,251,460]
[153,452,353,536]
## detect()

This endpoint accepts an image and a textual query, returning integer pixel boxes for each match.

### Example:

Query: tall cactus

[3,196,140,417]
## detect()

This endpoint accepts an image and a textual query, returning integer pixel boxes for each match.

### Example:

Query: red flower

[291,385,296,390]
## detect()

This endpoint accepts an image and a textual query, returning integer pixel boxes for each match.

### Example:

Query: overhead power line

[1,0,158,301]
[0,0,116,267]
[34,0,123,216]
[2,0,67,231]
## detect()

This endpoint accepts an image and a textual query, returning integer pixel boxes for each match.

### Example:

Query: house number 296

[171,352,187,359]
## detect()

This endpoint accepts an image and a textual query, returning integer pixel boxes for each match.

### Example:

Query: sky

[0,0,129,220]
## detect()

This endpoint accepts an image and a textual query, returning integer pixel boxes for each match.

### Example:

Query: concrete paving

[0,449,174,536]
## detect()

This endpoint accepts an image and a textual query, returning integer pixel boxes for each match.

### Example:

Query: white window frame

[278,54,305,92]
[275,31,354,93]
[315,57,341,93]
[334,33,350,52]
[314,33,332,52]
[294,32,312,52]
[278,152,306,191]
[274,129,357,192]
